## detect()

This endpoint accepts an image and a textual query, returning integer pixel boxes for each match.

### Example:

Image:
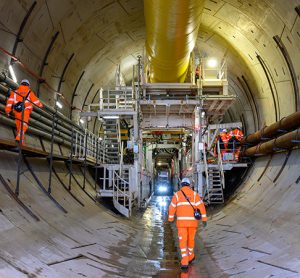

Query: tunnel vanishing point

[0,0,300,277]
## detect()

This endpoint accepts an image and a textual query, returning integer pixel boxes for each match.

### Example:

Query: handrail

[113,168,132,217]
[0,79,107,164]
[120,141,124,173]
[95,89,135,112]
[217,140,225,189]
[202,148,210,201]
[114,170,130,187]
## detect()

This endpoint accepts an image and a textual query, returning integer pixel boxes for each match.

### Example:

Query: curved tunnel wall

[0,0,299,276]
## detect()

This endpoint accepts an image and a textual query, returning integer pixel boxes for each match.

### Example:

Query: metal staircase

[103,119,120,164]
[203,141,225,204]
[207,165,224,204]
[97,164,134,217]
[113,167,132,217]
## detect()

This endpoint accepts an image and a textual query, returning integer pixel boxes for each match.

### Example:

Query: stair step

[208,188,222,192]
[104,132,118,134]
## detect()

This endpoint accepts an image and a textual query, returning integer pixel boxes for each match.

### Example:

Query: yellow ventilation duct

[144,0,204,83]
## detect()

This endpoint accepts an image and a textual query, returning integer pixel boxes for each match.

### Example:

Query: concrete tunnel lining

[0,0,300,277]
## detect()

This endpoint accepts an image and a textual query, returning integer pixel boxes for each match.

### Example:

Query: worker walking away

[5,79,43,145]
[168,178,207,271]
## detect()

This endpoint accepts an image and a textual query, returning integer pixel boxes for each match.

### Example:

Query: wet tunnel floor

[129,196,227,278]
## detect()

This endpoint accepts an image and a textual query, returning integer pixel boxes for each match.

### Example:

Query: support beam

[11,1,37,58]
[37,31,59,97]
[70,71,85,118]
[273,35,299,111]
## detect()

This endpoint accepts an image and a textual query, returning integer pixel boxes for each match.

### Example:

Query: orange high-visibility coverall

[5,85,43,144]
[168,186,207,266]
[219,131,229,160]
[214,131,229,158]
[228,128,244,160]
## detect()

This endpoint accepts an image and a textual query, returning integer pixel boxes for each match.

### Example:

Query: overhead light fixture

[103,115,119,119]
[9,65,17,83]
[80,119,85,124]
[207,58,218,68]
[56,101,63,109]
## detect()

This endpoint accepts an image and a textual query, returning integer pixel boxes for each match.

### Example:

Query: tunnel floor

[1,148,300,277]
[128,196,226,278]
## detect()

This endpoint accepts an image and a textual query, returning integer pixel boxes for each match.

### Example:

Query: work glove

[202,221,207,228]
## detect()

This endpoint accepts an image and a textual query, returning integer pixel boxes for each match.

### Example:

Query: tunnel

[0,0,300,277]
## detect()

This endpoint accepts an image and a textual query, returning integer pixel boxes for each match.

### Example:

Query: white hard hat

[181,178,190,186]
[222,129,227,132]
[21,79,30,86]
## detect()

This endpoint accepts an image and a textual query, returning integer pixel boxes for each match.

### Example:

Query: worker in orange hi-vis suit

[219,128,229,160]
[5,79,43,145]
[229,127,243,142]
[229,127,244,160]
[213,129,228,159]
[168,178,207,271]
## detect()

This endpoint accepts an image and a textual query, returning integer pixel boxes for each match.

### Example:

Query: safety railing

[99,89,135,111]
[217,140,225,189]
[202,148,210,201]
[113,169,132,217]
[200,58,227,81]
[73,128,106,163]
[0,74,106,197]
[218,140,242,162]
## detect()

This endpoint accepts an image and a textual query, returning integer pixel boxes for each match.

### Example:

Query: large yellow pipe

[144,0,204,83]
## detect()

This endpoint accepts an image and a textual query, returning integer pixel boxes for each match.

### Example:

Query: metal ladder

[207,165,224,204]
[204,141,225,204]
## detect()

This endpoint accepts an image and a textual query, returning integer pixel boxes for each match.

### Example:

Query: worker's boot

[180,254,189,271]
[188,253,195,264]
[16,135,25,146]
[180,264,188,272]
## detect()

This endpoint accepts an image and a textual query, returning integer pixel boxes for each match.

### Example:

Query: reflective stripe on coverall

[5,85,43,144]
[168,186,207,266]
